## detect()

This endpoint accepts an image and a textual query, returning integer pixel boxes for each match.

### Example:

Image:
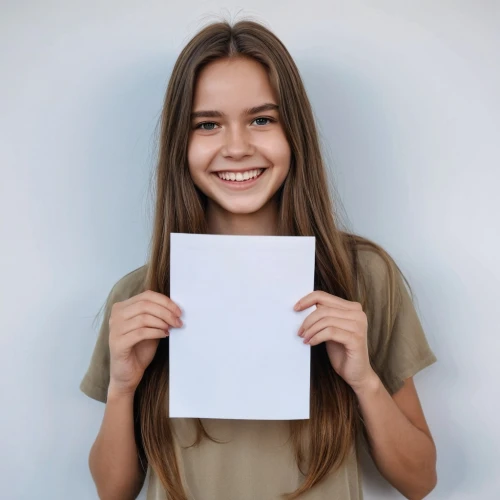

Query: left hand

[294,291,377,392]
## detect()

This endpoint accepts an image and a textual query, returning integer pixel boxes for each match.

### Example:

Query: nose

[221,124,254,159]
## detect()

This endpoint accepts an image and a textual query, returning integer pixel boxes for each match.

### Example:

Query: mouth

[213,168,266,188]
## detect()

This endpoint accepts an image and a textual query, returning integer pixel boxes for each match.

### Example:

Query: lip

[212,169,266,190]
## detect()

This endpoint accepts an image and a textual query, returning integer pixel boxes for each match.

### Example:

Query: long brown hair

[136,18,403,499]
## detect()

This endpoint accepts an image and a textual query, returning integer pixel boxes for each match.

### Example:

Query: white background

[1,1,498,499]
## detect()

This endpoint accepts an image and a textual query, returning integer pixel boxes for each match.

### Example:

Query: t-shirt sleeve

[80,266,148,403]
[79,284,118,403]
[361,250,438,395]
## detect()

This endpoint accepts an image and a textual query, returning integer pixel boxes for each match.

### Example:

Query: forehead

[192,57,277,109]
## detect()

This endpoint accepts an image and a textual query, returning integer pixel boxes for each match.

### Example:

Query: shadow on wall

[295,58,473,498]
[82,53,175,280]
[73,51,484,498]
[47,54,175,496]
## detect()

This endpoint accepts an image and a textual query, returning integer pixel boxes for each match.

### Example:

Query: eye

[195,122,218,131]
[193,117,276,131]
[253,117,275,126]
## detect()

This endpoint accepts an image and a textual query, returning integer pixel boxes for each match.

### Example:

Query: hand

[108,290,183,396]
[294,291,377,392]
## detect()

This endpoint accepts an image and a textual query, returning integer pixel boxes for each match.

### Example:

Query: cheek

[187,139,195,174]
[260,132,291,165]
[269,142,291,180]
[187,138,209,177]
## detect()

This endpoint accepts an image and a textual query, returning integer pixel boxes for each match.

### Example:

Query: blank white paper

[169,233,315,420]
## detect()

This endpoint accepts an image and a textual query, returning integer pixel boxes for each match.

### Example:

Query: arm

[89,387,145,500]
[354,374,437,500]
[85,290,182,499]
[295,287,438,499]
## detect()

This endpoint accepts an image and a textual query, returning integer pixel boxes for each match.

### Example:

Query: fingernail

[293,303,300,311]
[176,319,183,327]
[297,328,304,336]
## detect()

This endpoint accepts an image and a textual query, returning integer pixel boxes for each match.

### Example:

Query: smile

[216,168,264,182]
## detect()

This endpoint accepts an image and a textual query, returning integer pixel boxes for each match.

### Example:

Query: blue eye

[196,122,217,131]
[194,117,276,130]
[254,117,272,126]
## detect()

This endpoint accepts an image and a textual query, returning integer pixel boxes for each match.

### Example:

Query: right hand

[107,290,183,396]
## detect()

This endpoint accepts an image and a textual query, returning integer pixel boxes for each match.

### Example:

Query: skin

[187,56,291,236]
[102,56,436,499]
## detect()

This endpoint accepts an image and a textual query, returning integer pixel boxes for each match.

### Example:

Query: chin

[217,198,270,215]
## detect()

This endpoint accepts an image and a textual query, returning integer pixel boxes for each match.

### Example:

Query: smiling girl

[80,20,438,500]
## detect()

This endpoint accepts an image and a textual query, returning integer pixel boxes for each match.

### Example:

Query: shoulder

[348,237,408,322]
[108,264,149,303]
[355,244,398,297]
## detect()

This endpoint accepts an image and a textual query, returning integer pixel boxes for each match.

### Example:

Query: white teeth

[217,169,263,182]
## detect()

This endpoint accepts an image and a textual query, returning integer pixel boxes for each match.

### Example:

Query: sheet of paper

[169,233,315,420]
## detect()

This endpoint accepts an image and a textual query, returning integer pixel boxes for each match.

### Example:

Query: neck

[206,200,279,236]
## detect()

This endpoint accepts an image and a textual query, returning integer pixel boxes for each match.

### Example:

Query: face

[187,57,291,216]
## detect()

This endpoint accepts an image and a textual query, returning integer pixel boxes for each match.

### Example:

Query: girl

[80,20,438,500]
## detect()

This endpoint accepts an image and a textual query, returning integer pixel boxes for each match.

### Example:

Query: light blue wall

[1,1,498,498]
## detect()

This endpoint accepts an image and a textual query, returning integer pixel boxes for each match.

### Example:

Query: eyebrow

[190,103,279,120]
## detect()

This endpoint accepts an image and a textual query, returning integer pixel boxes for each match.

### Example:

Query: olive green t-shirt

[80,248,437,499]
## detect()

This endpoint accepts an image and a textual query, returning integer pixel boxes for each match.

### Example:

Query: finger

[110,313,166,338]
[298,306,359,336]
[294,291,362,312]
[121,311,180,335]
[301,316,357,343]
[120,290,182,317]
[305,326,352,346]
[120,327,168,350]
[122,300,183,328]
